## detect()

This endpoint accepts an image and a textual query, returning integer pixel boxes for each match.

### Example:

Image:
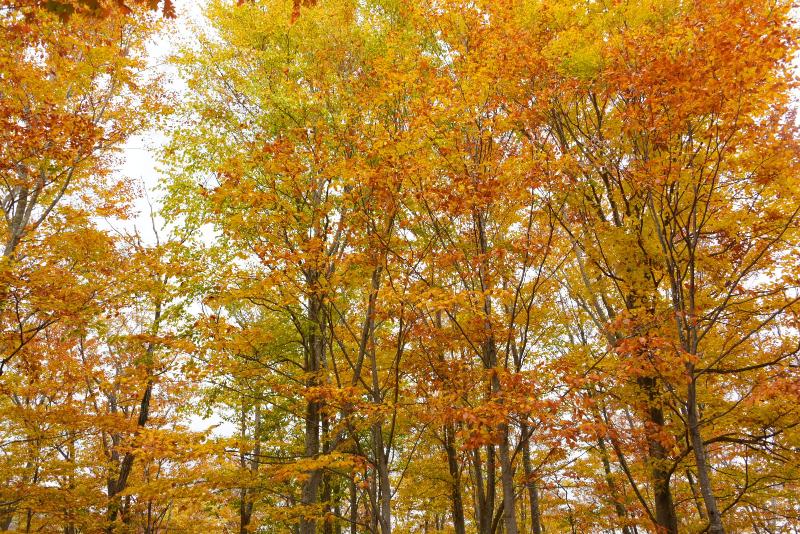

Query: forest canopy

[1,0,799,532]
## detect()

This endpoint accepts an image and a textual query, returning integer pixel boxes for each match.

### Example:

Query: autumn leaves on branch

[1,0,799,533]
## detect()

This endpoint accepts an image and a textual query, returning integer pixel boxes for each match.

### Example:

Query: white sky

[119,0,205,231]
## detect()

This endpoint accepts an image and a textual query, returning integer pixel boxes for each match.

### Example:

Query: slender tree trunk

[472,448,486,534]
[686,469,706,520]
[322,417,334,534]
[371,422,391,534]
[107,379,153,530]
[300,291,324,534]
[368,468,378,534]
[521,430,542,534]
[362,265,391,534]
[487,341,517,534]
[586,395,631,534]
[369,347,391,534]
[596,435,632,534]
[3,185,29,258]
[300,310,323,534]
[239,403,250,534]
[497,425,518,534]
[300,394,322,534]
[240,402,260,534]
[349,478,358,534]
[472,446,495,534]
[106,299,163,532]
[650,438,677,534]
[666,189,724,534]
[321,476,333,534]
[486,445,496,534]
[687,379,725,534]
[334,497,342,534]
[436,309,466,534]
[64,435,77,534]
[444,424,467,534]
[476,209,517,534]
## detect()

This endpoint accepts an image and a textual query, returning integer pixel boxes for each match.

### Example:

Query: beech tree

[3,0,799,533]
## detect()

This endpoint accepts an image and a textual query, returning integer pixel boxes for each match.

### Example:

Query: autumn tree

[537,0,800,532]
[5,0,800,532]
[0,3,200,531]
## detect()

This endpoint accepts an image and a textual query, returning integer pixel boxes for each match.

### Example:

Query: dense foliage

[1,0,799,532]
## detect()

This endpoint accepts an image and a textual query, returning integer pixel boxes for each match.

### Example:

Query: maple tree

[2,0,799,532]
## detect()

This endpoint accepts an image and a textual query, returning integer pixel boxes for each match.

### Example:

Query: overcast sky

[118,0,205,233]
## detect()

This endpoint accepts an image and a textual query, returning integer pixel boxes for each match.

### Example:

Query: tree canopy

[1,0,799,532]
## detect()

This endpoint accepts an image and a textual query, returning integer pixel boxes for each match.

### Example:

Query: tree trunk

[322,417,333,534]
[3,185,29,258]
[444,424,467,534]
[300,400,322,534]
[371,422,391,534]
[651,438,677,534]
[521,430,543,534]
[64,436,77,534]
[498,426,518,534]
[107,379,153,531]
[369,343,391,534]
[637,378,678,534]
[0,511,12,531]
[487,340,517,534]
[596,435,632,534]
[106,299,162,533]
[240,402,260,534]
[472,446,495,534]
[687,379,725,534]
[686,469,706,520]
[476,208,517,534]
[349,478,357,534]
[300,290,325,534]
